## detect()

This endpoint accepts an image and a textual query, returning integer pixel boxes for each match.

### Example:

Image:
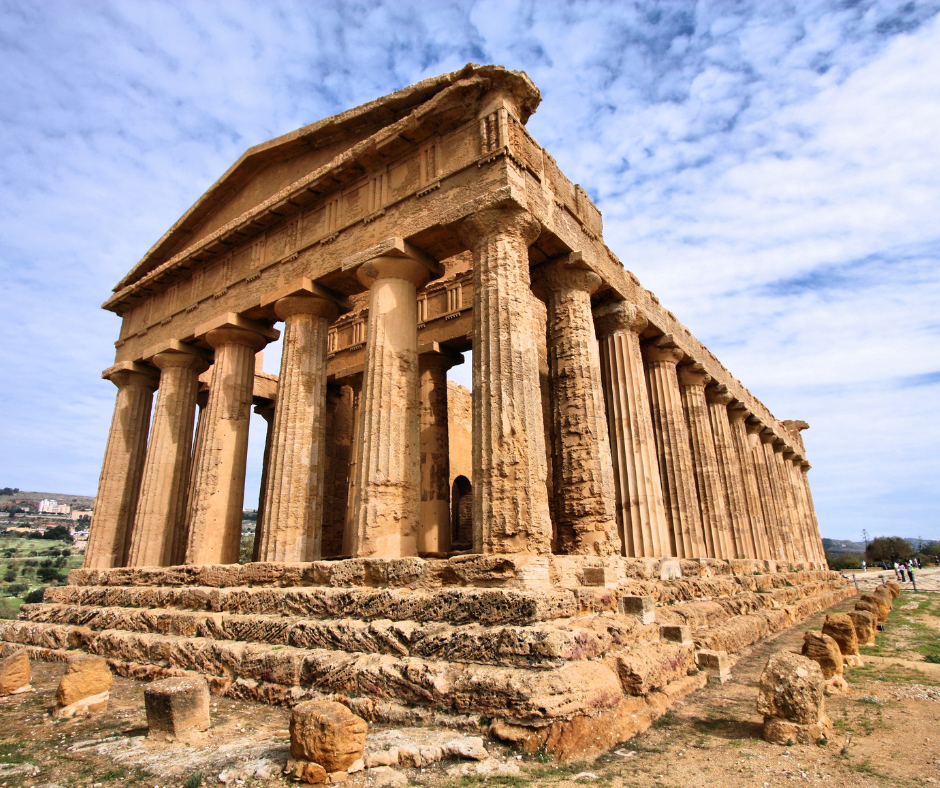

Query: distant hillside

[0,490,95,508]
[822,538,866,555]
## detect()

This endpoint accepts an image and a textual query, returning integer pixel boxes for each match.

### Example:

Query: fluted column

[800,462,826,566]
[643,337,705,558]
[322,384,352,558]
[785,452,816,564]
[84,365,157,569]
[532,259,619,556]
[728,405,771,559]
[678,364,734,559]
[418,351,460,554]
[594,301,670,558]
[127,350,208,567]
[341,375,363,557]
[186,321,275,565]
[350,253,433,559]
[250,402,275,562]
[746,420,784,560]
[759,429,796,562]
[772,441,803,561]
[705,385,756,559]
[255,292,339,562]
[458,207,552,555]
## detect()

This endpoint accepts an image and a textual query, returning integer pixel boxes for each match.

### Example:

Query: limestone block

[821,613,860,660]
[801,632,844,679]
[606,642,693,695]
[854,599,883,624]
[757,651,825,725]
[366,766,408,788]
[858,592,890,623]
[824,675,849,695]
[398,745,443,767]
[144,676,211,741]
[695,649,731,682]
[884,581,901,599]
[290,700,368,773]
[659,624,693,645]
[847,609,877,646]
[284,758,328,784]
[0,649,31,696]
[763,715,833,746]
[618,595,655,624]
[364,749,399,768]
[582,566,614,587]
[54,654,112,718]
[443,737,488,761]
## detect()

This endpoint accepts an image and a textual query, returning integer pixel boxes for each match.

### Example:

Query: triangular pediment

[113,64,540,294]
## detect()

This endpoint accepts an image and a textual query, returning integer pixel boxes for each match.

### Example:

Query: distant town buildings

[38,499,71,515]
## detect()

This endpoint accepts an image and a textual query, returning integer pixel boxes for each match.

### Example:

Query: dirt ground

[2,584,939,788]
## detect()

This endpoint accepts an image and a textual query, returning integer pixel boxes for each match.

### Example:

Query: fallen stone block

[821,613,862,667]
[884,581,900,599]
[758,650,831,745]
[54,654,112,718]
[0,649,31,696]
[144,676,210,742]
[290,700,368,773]
[801,631,843,679]
[367,766,408,787]
[659,624,693,645]
[617,595,655,625]
[763,715,833,746]
[695,649,730,683]
[857,592,889,623]
[847,609,877,647]
[443,736,488,761]
[284,758,328,784]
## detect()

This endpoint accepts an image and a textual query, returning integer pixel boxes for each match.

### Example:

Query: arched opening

[451,475,472,550]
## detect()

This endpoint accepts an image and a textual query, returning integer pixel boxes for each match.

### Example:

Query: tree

[2,568,16,583]
[865,536,912,564]
[36,565,65,584]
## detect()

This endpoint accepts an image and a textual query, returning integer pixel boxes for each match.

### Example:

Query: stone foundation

[0,557,852,759]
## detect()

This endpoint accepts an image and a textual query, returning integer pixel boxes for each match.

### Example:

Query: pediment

[113,64,540,295]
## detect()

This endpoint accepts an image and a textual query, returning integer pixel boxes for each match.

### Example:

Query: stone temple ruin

[0,65,851,759]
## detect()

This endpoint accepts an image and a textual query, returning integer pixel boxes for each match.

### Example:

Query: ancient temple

[2,65,846,759]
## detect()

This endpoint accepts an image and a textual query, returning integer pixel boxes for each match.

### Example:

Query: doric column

[255,285,342,563]
[126,348,208,567]
[785,451,816,564]
[800,462,826,566]
[643,336,706,558]
[746,420,784,560]
[759,429,796,562]
[772,440,803,561]
[84,364,157,569]
[705,386,757,559]
[728,404,771,559]
[458,207,552,555]
[341,375,363,557]
[418,349,461,554]
[678,363,734,559]
[594,301,670,558]
[186,317,277,566]
[250,401,275,563]
[350,248,436,559]
[322,383,352,558]
[532,258,619,556]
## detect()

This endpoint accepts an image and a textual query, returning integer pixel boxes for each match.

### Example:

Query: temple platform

[0,556,853,760]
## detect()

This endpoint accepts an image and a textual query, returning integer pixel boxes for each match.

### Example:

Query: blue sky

[1,0,938,543]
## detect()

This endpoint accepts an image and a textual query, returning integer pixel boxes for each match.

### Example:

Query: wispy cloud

[0,0,937,540]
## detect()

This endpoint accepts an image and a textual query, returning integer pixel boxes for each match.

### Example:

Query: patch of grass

[0,741,28,763]
[101,768,127,781]
[460,776,526,788]
[183,771,205,788]
[853,661,940,687]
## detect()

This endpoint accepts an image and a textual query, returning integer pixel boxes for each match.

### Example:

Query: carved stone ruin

[0,64,848,759]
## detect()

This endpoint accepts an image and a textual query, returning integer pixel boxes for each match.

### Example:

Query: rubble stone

[821,613,862,666]
[54,654,112,718]
[290,700,368,773]
[847,609,877,646]
[0,649,31,696]
[801,631,844,679]
[757,651,826,725]
[144,676,211,741]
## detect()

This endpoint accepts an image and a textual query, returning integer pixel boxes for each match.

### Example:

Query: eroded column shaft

[644,342,705,558]
[418,355,453,554]
[255,296,337,562]
[800,463,826,565]
[186,328,267,565]
[459,207,552,555]
[535,262,619,556]
[84,368,156,569]
[729,408,771,559]
[351,258,429,558]
[594,302,670,557]
[341,376,363,557]
[251,403,275,562]
[322,384,352,558]
[127,352,206,567]
[760,435,796,562]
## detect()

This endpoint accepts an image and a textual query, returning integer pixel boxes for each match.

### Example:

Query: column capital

[593,300,648,339]
[531,255,603,299]
[800,461,812,472]
[457,204,541,249]
[418,342,463,371]
[643,334,684,365]
[262,277,350,323]
[152,350,210,375]
[677,362,712,388]
[102,362,158,391]
[728,403,750,424]
[195,312,279,352]
[706,384,735,406]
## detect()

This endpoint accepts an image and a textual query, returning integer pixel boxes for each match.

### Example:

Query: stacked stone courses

[2,65,840,756]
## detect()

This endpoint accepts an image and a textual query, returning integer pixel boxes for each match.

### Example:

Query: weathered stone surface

[284,757,328,784]
[847,609,877,646]
[55,654,112,717]
[695,648,731,682]
[443,737,488,761]
[857,592,890,623]
[884,581,901,599]
[606,642,693,695]
[821,613,860,659]
[290,700,368,772]
[801,631,843,679]
[757,651,825,725]
[763,715,833,746]
[144,675,211,741]
[0,649,30,696]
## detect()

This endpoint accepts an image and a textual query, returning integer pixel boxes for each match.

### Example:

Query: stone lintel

[341,237,442,279]
[193,312,280,343]
[260,277,352,313]
[417,341,464,367]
